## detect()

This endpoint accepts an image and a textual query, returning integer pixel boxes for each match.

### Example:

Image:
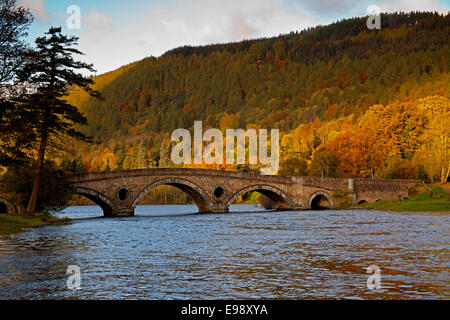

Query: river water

[0,205,448,299]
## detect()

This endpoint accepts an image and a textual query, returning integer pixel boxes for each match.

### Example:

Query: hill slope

[63,12,449,182]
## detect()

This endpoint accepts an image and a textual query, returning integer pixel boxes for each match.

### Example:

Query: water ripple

[0,204,448,299]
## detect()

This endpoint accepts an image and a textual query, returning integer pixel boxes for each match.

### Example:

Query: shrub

[333,189,348,198]
[4,161,73,214]
[338,196,353,209]
[278,157,308,176]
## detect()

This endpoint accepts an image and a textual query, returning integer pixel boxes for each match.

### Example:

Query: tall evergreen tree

[0,0,34,167]
[20,27,102,214]
[122,148,134,170]
[114,143,126,170]
[159,141,171,168]
[136,140,147,169]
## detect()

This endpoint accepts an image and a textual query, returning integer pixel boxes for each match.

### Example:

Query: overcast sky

[19,0,450,75]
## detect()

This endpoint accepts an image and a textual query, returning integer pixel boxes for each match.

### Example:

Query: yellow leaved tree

[418,96,450,183]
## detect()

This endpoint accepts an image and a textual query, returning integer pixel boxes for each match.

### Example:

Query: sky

[18,0,450,75]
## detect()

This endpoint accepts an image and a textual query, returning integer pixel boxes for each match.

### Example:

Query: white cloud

[76,0,323,75]
[379,0,449,14]
[18,0,49,23]
[83,11,113,30]
[82,11,114,36]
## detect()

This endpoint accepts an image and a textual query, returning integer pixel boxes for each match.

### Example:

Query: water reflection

[0,205,448,299]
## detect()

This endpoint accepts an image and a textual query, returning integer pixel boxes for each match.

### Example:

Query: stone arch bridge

[60,169,417,217]
[0,169,418,216]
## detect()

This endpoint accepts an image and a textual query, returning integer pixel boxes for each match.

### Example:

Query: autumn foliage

[55,12,449,184]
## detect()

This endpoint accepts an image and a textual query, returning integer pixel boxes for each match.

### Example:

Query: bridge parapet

[68,168,296,184]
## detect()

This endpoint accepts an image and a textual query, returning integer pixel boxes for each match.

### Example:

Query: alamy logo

[171,121,279,175]
[367,5,381,30]
[66,265,81,290]
[366,265,381,290]
[66,5,81,30]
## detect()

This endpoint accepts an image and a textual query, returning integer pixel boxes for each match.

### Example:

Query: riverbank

[360,186,450,212]
[0,212,69,236]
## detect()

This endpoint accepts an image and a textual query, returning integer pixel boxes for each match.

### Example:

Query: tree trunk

[442,165,450,184]
[27,133,48,214]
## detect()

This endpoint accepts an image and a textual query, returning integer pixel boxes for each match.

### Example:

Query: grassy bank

[360,186,450,212]
[0,212,69,236]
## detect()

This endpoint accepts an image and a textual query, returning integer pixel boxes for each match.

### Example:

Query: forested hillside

[63,12,450,184]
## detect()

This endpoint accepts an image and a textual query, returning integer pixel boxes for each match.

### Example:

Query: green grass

[361,187,450,212]
[0,212,69,236]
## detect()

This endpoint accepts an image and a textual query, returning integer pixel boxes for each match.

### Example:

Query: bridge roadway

[0,169,418,216]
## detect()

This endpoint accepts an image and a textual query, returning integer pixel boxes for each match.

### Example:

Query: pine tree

[114,144,126,170]
[136,140,147,169]
[159,141,170,168]
[20,27,102,214]
[122,150,133,170]
[0,0,34,167]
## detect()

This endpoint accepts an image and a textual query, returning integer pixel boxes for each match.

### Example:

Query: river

[0,205,448,299]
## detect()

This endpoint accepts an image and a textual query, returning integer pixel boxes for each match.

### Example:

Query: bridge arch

[0,198,17,215]
[309,191,334,210]
[226,184,294,209]
[132,178,214,213]
[72,187,117,217]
